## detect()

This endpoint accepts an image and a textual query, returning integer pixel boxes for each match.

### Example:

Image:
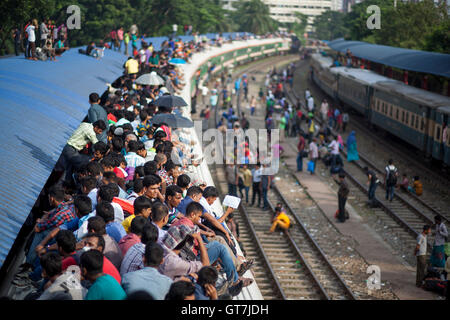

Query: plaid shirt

[120,242,145,276]
[37,202,77,232]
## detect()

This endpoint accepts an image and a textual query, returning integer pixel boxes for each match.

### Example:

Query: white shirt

[305,90,310,99]
[125,152,146,168]
[435,223,448,246]
[416,233,427,256]
[309,142,318,159]
[87,188,98,211]
[26,25,36,42]
[111,202,125,223]
[320,102,329,115]
[201,86,209,96]
[329,140,340,155]
[252,168,262,183]
[308,96,314,111]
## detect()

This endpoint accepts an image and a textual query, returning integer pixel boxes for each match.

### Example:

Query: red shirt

[103,256,121,284]
[62,254,77,271]
[118,233,141,256]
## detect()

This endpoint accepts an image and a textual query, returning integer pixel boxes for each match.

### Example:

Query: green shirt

[67,122,98,151]
[85,274,127,300]
[279,117,286,130]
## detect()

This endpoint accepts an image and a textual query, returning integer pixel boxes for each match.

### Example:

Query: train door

[424,106,434,157]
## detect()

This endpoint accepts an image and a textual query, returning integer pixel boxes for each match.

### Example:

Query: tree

[313,10,349,41]
[231,0,278,35]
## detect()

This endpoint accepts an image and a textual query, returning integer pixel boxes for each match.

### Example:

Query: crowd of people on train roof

[8,27,268,301]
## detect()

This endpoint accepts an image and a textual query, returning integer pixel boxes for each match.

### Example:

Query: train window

[406,112,409,125]
[436,127,441,141]
[389,105,393,117]
[377,100,380,111]
[402,111,405,122]
[396,108,399,120]
[416,116,419,129]
[411,114,415,127]
[421,119,424,131]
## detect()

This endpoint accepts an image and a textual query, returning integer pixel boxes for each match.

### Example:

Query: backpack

[386,166,397,186]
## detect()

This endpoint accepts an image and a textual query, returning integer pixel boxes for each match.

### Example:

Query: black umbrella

[151,113,194,128]
[153,95,188,108]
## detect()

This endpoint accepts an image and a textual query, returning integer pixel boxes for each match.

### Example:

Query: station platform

[280,139,439,300]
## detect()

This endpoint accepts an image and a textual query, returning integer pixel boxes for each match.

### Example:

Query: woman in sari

[346,131,359,162]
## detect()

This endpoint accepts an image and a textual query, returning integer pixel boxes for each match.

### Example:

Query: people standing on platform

[328,135,341,170]
[250,95,257,116]
[430,216,448,268]
[226,164,238,197]
[337,172,349,223]
[346,131,359,162]
[320,99,329,122]
[342,111,349,133]
[384,159,398,202]
[260,165,272,210]
[26,19,38,60]
[297,134,306,172]
[415,225,431,287]
[364,166,379,206]
[238,164,252,204]
[307,114,315,143]
[251,163,262,207]
[307,95,314,113]
[308,138,319,175]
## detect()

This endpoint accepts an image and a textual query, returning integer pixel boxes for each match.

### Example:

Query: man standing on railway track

[384,159,398,202]
[415,225,431,287]
[364,166,379,207]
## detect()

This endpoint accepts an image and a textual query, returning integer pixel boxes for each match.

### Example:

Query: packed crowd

[10,32,262,301]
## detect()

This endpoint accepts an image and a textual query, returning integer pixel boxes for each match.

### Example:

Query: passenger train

[309,53,450,167]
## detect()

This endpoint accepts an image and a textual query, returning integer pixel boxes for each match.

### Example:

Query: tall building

[222,0,339,32]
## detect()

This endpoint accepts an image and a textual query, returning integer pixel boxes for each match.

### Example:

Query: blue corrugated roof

[328,39,450,78]
[0,31,255,269]
[0,47,129,268]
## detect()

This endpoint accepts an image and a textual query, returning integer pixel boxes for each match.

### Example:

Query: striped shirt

[120,242,145,276]
[67,122,98,151]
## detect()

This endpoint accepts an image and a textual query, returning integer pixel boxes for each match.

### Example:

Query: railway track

[282,63,445,261]
[291,60,450,219]
[207,55,360,300]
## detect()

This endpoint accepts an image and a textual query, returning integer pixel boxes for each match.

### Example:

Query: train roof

[331,67,390,85]
[311,53,333,67]
[328,39,450,78]
[373,80,450,108]
[437,106,450,115]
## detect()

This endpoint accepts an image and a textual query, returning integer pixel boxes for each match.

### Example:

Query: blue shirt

[121,267,173,300]
[177,197,206,215]
[194,283,210,300]
[106,222,127,243]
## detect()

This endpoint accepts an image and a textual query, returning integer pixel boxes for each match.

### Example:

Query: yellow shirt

[275,212,290,227]
[125,59,139,74]
[413,180,423,196]
[122,214,135,233]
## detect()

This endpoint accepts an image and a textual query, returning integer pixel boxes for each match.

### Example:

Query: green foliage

[0,0,229,55]
[313,10,349,41]
[314,0,449,53]
[231,0,279,35]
